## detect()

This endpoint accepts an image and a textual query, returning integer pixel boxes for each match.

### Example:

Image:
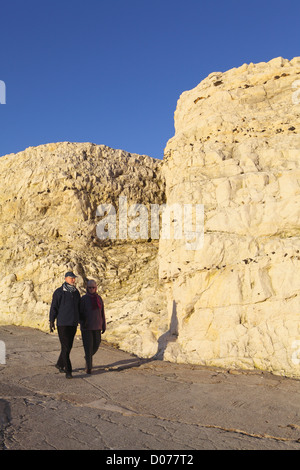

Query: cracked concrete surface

[0,325,300,450]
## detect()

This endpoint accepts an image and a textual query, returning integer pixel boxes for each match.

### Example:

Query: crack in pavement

[78,397,300,445]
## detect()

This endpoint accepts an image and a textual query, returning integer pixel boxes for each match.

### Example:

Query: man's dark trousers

[57,326,77,372]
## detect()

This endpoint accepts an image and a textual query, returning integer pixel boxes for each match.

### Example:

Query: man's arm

[49,289,61,331]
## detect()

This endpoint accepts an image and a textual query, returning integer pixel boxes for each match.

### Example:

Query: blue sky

[0,0,299,159]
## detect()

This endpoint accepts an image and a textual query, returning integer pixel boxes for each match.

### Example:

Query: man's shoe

[55,364,65,373]
[85,368,92,374]
[65,372,73,379]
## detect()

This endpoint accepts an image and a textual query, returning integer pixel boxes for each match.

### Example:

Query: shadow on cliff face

[152,300,178,360]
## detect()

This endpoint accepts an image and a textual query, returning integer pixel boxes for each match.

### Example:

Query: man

[80,279,106,374]
[49,272,81,378]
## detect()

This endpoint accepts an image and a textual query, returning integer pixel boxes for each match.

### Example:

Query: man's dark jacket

[49,285,81,326]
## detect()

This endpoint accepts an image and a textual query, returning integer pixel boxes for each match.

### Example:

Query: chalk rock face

[1,57,300,379]
[160,57,300,378]
[0,142,167,357]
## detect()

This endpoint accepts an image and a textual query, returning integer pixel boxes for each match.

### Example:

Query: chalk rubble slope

[0,142,167,357]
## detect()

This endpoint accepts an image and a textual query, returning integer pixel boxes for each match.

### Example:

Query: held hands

[49,321,104,334]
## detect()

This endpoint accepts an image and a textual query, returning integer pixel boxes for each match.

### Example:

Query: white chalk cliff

[160,57,300,378]
[0,57,300,378]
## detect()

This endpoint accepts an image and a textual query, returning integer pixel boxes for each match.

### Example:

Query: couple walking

[49,272,106,378]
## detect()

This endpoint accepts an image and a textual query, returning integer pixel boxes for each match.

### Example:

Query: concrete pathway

[0,325,300,451]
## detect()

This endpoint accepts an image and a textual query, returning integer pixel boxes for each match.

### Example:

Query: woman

[80,279,106,374]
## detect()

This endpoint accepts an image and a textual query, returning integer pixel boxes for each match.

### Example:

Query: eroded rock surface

[0,142,167,357]
[160,57,300,378]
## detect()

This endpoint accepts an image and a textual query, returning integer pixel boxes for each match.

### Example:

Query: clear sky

[0,0,299,159]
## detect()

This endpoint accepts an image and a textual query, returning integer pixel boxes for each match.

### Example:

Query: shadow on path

[73,300,179,377]
[0,399,11,450]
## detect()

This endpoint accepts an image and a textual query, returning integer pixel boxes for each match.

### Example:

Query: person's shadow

[74,300,179,376]
[151,300,178,360]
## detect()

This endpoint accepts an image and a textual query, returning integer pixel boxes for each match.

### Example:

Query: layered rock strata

[159,57,300,377]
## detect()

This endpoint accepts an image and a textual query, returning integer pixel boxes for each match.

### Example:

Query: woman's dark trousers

[57,326,77,372]
[81,330,101,370]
